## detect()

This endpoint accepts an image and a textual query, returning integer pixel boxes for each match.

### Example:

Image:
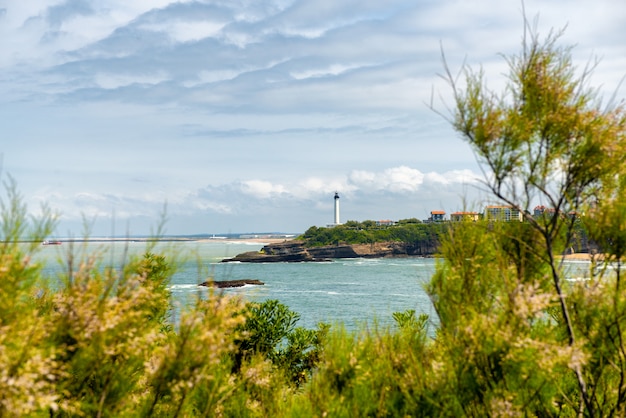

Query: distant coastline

[31,234,294,245]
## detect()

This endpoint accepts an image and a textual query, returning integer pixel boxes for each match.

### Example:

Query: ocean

[35,240,437,331]
[34,240,591,331]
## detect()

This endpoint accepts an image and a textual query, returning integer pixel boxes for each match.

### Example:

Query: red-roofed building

[430,210,446,222]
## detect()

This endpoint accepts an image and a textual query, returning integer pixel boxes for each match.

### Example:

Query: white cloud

[349,166,424,192]
[290,63,367,80]
[294,177,351,198]
[95,71,170,89]
[140,21,227,43]
[424,169,480,186]
[240,180,286,199]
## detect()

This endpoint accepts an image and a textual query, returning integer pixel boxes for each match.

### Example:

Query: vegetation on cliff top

[300,219,446,247]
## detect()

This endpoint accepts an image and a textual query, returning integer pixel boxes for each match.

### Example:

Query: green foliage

[136,252,174,327]
[428,219,577,415]
[301,322,437,417]
[392,309,428,333]
[140,296,244,417]
[235,299,328,387]
[0,177,60,416]
[302,220,445,247]
[397,217,422,224]
[431,20,626,416]
[48,252,174,416]
[237,299,300,357]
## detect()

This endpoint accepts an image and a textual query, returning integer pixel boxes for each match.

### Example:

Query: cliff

[222,240,437,263]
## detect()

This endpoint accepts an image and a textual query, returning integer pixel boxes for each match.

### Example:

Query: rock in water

[199,279,264,288]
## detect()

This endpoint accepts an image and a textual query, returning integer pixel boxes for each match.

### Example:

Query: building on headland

[376,219,395,227]
[450,211,481,222]
[533,205,557,218]
[485,205,523,222]
[327,192,343,227]
[533,205,579,220]
[533,205,548,217]
[430,210,446,222]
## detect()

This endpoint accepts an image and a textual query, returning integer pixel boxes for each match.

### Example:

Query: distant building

[450,211,481,222]
[485,205,523,222]
[327,192,342,227]
[533,205,579,220]
[533,205,548,217]
[376,219,395,227]
[430,210,446,222]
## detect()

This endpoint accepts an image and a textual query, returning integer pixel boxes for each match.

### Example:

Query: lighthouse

[334,192,341,225]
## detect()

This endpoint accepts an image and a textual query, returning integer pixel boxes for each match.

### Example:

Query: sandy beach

[197,237,291,245]
[559,252,606,262]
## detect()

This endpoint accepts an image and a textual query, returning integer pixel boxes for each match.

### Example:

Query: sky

[1,0,625,236]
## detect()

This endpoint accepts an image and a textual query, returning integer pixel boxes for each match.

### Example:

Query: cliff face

[222,240,438,263]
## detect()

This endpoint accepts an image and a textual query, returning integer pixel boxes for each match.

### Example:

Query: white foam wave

[566,277,591,282]
[169,284,201,290]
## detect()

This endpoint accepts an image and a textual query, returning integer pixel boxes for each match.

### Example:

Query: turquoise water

[35,240,437,330]
[179,254,438,331]
[33,240,593,331]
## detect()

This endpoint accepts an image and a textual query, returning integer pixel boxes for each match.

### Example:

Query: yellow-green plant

[429,18,626,416]
[0,176,292,416]
[298,319,435,417]
[0,177,61,416]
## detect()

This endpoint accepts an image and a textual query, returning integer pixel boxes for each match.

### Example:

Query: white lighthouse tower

[333,192,341,226]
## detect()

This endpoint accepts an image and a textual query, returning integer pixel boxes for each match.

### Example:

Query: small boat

[42,240,62,245]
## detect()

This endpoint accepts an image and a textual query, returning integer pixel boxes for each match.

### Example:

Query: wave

[566,277,591,282]
[347,260,381,266]
[273,289,372,297]
[168,284,207,294]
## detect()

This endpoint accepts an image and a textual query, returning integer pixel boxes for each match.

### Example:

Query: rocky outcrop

[222,241,324,263]
[199,279,265,288]
[221,240,437,263]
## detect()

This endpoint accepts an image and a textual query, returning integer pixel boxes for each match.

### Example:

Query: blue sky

[1,0,624,236]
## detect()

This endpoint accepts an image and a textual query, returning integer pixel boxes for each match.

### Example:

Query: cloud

[45,0,95,28]
[28,165,480,224]
[240,179,286,199]
[349,166,423,193]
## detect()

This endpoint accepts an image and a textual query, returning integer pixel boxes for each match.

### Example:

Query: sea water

[34,240,437,331]
[33,240,592,331]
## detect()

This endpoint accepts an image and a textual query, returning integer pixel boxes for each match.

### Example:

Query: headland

[222,239,438,263]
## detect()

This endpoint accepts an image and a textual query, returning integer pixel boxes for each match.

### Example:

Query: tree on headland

[301,220,444,248]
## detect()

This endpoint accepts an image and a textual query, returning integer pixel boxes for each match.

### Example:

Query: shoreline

[559,252,606,262]
[197,238,290,244]
[36,237,292,245]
